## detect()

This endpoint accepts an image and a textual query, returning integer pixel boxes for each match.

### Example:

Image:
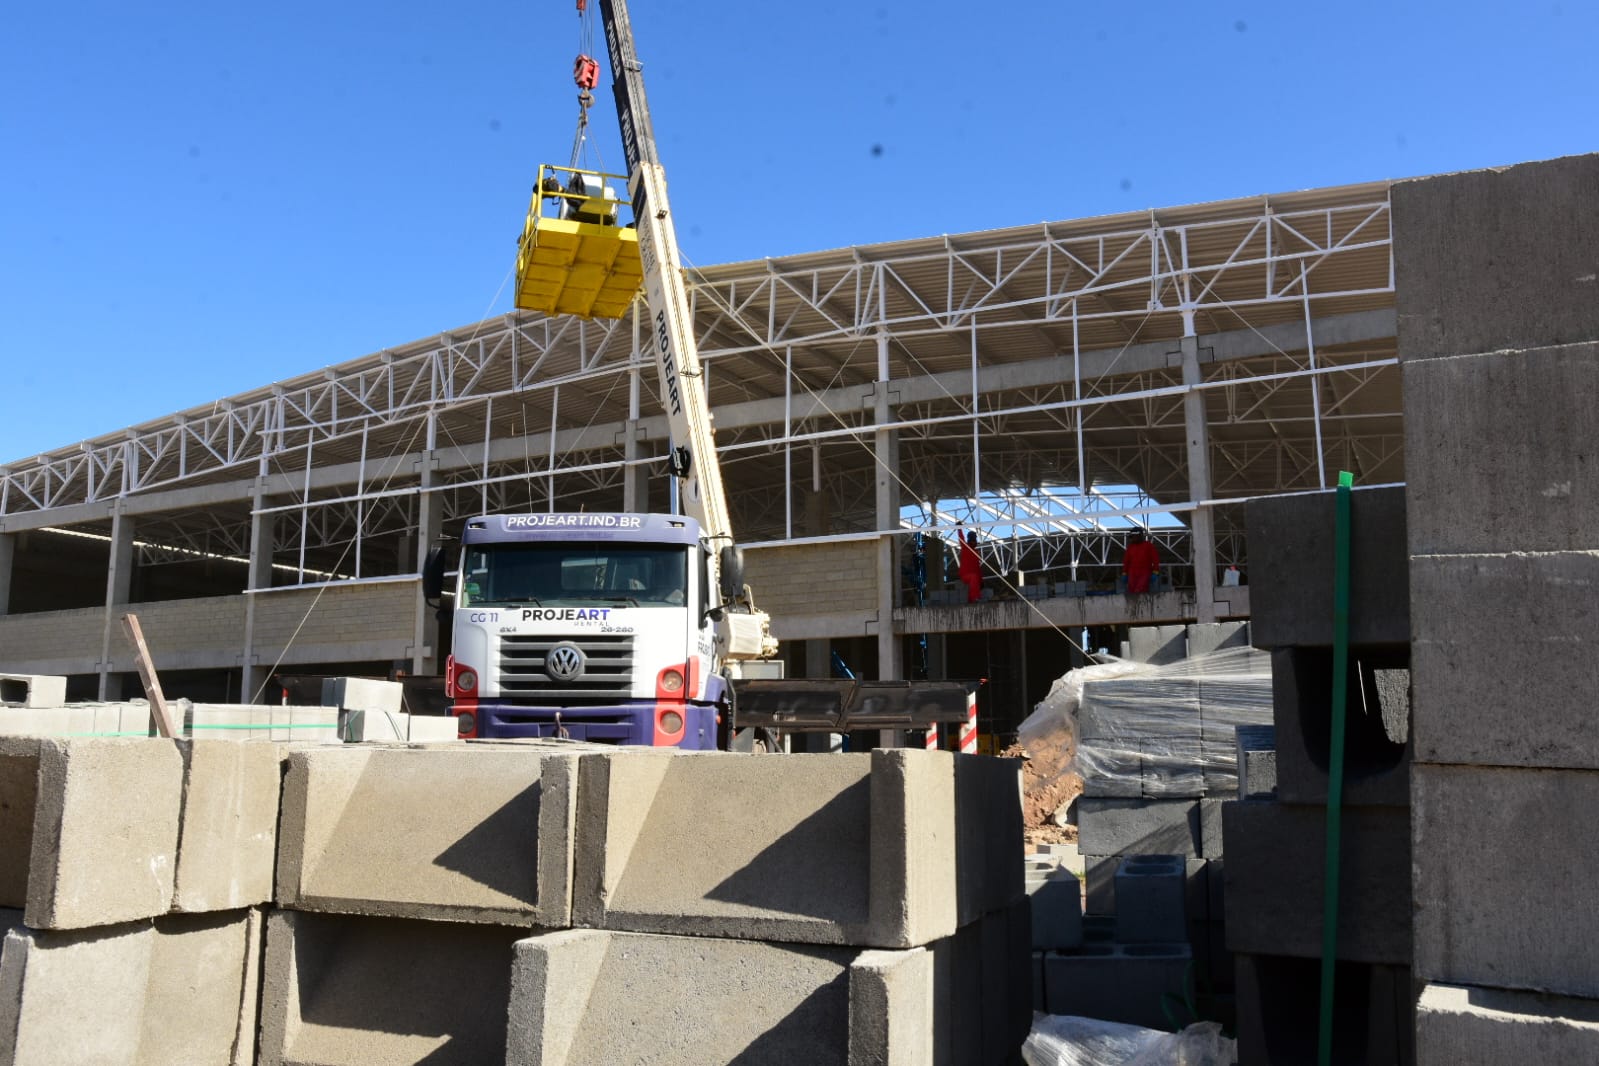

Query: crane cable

[570,0,602,170]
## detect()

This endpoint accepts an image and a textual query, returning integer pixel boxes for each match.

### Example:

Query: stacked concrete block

[1127,625,1188,665]
[1395,153,1599,1061]
[1232,484,1415,1064]
[1234,725,1277,800]
[1026,864,1082,951]
[341,709,460,742]
[173,739,284,913]
[1113,854,1185,943]
[0,675,65,709]
[186,702,340,742]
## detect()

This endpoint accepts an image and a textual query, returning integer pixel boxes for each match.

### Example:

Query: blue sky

[2,1,1593,464]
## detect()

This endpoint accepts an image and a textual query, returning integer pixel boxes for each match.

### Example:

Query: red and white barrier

[958,700,978,754]
[924,724,939,750]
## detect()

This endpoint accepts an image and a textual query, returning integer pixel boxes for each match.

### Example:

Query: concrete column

[874,331,903,748]
[241,482,275,702]
[96,505,136,700]
[0,532,14,617]
[411,444,443,677]
[622,362,646,512]
[1181,336,1218,623]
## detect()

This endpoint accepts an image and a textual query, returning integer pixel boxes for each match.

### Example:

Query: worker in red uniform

[958,528,983,603]
[1122,533,1160,595]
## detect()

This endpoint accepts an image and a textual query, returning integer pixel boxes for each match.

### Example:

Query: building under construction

[0,176,1399,740]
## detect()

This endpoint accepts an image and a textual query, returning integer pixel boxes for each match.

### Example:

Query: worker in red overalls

[1122,533,1160,595]
[958,528,983,603]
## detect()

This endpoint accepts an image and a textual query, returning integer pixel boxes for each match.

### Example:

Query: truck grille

[498,633,635,703]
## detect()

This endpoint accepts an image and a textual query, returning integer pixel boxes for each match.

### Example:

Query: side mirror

[718,545,745,603]
[422,546,449,602]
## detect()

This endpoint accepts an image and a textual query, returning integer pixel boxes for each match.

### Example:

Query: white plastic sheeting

[1022,1014,1235,1066]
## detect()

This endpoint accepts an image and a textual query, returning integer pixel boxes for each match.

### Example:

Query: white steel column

[96,503,136,700]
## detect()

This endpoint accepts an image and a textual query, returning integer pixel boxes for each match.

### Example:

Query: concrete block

[1114,854,1185,943]
[1128,625,1187,665]
[1185,622,1250,657]
[259,909,524,1066]
[1414,763,1599,998]
[275,744,577,926]
[1077,747,1142,798]
[1184,857,1212,925]
[1026,867,1082,951]
[1405,344,1599,555]
[1031,951,1045,1012]
[574,749,968,948]
[0,708,99,738]
[187,703,339,742]
[506,927,937,1066]
[0,909,262,1066]
[1042,941,1192,1031]
[1234,953,1414,1066]
[1002,898,1033,1058]
[341,710,461,743]
[1416,981,1599,1065]
[1393,153,1599,362]
[1082,855,1116,916]
[1078,678,1202,741]
[1246,486,1410,648]
[0,737,183,930]
[954,754,1026,926]
[1199,797,1225,857]
[1235,725,1277,800]
[321,676,402,714]
[1223,799,1411,965]
[1411,551,1599,769]
[173,739,281,913]
[0,675,66,709]
[1271,647,1412,806]
[1140,737,1204,798]
[1077,797,1200,858]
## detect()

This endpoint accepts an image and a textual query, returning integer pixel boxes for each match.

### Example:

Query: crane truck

[424,0,977,748]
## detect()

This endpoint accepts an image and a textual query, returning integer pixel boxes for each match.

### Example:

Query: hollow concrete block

[954,753,1025,927]
[1234,725,1278,800]
[1114,854,1185,943]
[321,676,403,715]
[0,676,66,710]
[1404,343,1599,555]
[1271,647,1412,807]
[173,739,282,912]
[1414,763,1599,999]
[1245,486,1410,649]
[573,749,961,947]
[259,909,524,1066]
[1,737,183,930]
[1393,153,1599,362]
[275,744,577,926]
[1042,941,1192,1031]
[1026,867,1082,951]
[0,909,261,1066]
[1234,953,1414,1066]
[1223,799,1411,965]
[1410,551,1599,770]
[1186,621,1250,657]
[342,710,459,743]
[1128,625,1187,665]
[1416,981,1599,1065]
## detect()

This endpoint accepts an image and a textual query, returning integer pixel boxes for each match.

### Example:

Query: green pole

[1317,470,1355,1066]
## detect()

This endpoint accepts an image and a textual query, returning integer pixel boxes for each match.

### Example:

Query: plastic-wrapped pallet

[1019,648,1272,801]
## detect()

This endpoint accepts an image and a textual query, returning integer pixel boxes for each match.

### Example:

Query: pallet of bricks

[0,689,1030,1064]
[1016,624,1271,1032]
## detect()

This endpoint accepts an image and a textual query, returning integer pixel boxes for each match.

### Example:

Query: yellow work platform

[514,165,644,321]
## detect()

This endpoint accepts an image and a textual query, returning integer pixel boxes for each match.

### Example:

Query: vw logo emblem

[545,642,586,682]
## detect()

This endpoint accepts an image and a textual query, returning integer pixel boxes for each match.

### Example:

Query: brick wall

[743,540,880,635]
[251,581,418,665]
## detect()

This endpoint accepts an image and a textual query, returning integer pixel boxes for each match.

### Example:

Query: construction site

[2,1,1597,1060]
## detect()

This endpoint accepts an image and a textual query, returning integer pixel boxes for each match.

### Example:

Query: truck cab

[440,512,723,748]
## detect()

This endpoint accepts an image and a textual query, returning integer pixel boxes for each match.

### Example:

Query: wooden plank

[120,612,181,738]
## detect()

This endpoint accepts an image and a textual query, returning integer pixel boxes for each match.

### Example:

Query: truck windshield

[460,542,688,608]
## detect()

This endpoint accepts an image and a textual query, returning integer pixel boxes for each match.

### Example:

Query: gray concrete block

[1245,486,1410,648]
[1234,953,1414,1066]
[0,909,261,1066]
[1114,855,1186,943]
[506,927,937,1066]
[259,909,523,1066]
[1184,857,1212,925]
[1235,725,1277,800]
[1002,898,1033,1058]
[1404,344,1599,555]
[954,754,1026,926]
[1077,747,1142,798]
[1078,678,1202,741]
[1393,153,1599,362]
[1077,797,1200,857]
[341,709,460,742]
[1026,867,1082,951]
[1185,621,1250,657]
[173,739,281,912]
[1042,941,1192,1031]
[1416,981,1599,1065]
[574,749,971,948]
[1082,855,1116,916]
[0,676,66,710]
[9,737,184,930]
[1223,800,1411,965]
[275,744,577,926]
[1414,763,1599,998]
[1141,738,1204,798]
[1128,625,1187,665]
[321,676,402,714]
[1271,647,1412,807]
[1411,551,1599,769]
[1199,797,1225,857]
